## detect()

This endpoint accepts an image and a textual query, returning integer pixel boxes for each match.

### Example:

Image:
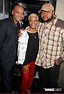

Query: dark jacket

[0,17,18,65]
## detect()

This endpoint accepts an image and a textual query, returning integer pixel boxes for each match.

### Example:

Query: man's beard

[40,15,54,23]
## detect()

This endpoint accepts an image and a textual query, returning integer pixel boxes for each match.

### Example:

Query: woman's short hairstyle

[28,13,39,21]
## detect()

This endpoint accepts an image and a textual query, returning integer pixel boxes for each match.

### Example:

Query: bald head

[13,4,25,12]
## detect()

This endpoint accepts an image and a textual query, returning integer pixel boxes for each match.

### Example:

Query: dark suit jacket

[0,17,18,66]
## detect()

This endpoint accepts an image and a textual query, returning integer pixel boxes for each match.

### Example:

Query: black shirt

[23,32,39,65]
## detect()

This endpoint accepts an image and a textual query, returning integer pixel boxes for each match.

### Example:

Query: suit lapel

[9,17,17,33]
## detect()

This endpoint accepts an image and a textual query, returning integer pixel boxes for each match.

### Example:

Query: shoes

[12,91,19,93]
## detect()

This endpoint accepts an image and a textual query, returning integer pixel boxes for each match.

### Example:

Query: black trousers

[0,60,15,93]
[38,64,60,92]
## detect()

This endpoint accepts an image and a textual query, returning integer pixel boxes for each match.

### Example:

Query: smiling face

[12,5,25,25]
[29,15,38,30]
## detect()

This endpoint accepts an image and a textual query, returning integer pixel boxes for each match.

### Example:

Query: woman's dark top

[23,32,39,65]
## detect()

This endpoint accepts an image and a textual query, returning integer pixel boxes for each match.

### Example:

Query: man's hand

[18,28,24,37]
[55,60,60,65]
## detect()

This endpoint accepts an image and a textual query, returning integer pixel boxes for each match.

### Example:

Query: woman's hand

[22,64,30,73]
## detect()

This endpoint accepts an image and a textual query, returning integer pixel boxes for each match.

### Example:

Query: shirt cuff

[57,57,64,64]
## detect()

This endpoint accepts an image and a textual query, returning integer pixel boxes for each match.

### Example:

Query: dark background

[9,0,57,28]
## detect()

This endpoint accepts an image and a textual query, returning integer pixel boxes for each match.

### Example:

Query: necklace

[31,33,37,39]
[27,27,37,39]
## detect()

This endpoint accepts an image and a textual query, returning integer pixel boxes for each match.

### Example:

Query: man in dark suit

[0,4,25,93]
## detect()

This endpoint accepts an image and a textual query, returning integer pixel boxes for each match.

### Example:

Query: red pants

[21,61,36,93]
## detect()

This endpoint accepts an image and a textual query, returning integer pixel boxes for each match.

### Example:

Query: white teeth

[32,24,36,26]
